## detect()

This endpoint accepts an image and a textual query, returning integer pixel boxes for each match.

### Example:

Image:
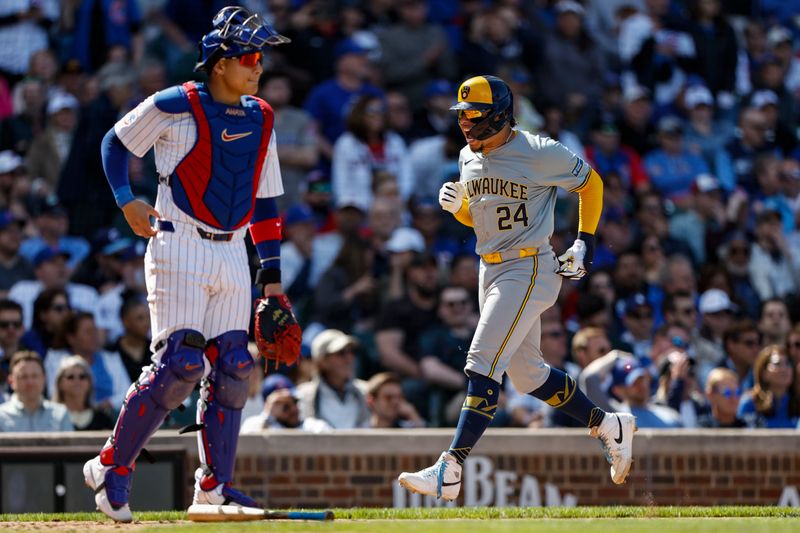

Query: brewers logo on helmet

[450,75,516,141]
[195,6,291,72]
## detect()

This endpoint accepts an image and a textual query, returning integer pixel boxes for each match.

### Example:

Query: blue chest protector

[153,82,274,230]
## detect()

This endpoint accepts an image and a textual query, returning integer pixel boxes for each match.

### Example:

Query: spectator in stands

[617,85,657,157]
[789,324,800,367]
[58,62,135,237]
[0,211,33,294]
[313,237,380,334]
[9,247,98,329]
[366,372,425,428]
[572,327,612,370]
[698,367,747,428]
[375,252,439,382]
[108,293,151,381]
[722,107,779,195]
[738,345,798,428]
[71,0,143,72]
[258,72,318,211]
[332,95,413,209]
[240,374,331,434]
[303,39,383,160]
[52,355,114,430]
[644,116,711,205]
[719,319,761,391]
[280,204,321,319]
[408,122,463,201]
[753,153,794,233]
[418,285,473,424]
[385,227,426,301]
[649,322,692,372]
[385,91,414,143]
[655,350,706,428]
[668,174,727,264]
[19,288,69,358]
[718,232,761,319]
[694,289,735,378]
[682,85,735,188]
[751,90,797,157]
[448,254,480,308]
[584,115,648,193]
[297,329,370,429]
[0,299,24,394]
[19,198,90,272]
[409,79,454,140]
[0,350,72,432]
[25,91,79,194]
[766,26,800,97]
[539,1,605,124]
[94,240,147,343]
[616,293,654,360]
[638,234,666,287]
[749,209,800,301]
[758,298,792,347]
[1,76,45,156]
[0,151,27,212]
[44,312,128,413]
[662,291,698,334]
[608,355,682,428]
[685,0,738,98]
[540,105,586,160]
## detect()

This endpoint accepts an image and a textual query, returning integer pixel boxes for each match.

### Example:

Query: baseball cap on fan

[751,90,779,109]
[684,85,714,109]
[260,373,298,401]
[555,0,585,16]
[385,227,426,253]
[611,357,649,388]
[47,91,79,115]
[310,329,358,361]
[698,289,735,315]
[0,151,23,174]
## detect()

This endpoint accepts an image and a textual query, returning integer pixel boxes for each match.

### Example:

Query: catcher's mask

[195,6,290,73]
[450,75,516,141]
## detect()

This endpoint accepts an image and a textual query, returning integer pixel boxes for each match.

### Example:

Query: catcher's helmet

[195,6,290,73]
[450,75,515,141]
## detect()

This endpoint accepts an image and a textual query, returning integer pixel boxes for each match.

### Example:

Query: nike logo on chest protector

[221,128,253,142]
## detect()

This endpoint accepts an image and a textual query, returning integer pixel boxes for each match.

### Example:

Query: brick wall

[1,430,798,508]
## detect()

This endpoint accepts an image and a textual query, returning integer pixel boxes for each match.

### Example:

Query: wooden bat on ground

[187,504,334,522]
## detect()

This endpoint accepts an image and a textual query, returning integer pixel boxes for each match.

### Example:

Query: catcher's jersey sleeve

[115,94,178,159]
[256,133,284,198]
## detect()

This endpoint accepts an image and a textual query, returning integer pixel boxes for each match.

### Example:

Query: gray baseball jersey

[460,130,594,391]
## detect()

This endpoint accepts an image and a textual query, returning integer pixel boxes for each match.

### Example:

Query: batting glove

[557,232,595,280]
[439,181,465,214]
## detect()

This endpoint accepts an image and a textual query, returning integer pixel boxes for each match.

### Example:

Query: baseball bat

[187,504,334,522]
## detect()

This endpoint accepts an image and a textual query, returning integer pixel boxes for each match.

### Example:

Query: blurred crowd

[0,0,800,433]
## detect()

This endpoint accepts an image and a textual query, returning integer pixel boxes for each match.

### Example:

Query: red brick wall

[2,430,798,508]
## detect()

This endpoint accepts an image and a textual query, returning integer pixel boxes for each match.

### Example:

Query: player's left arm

[250,132,302,367]
[250,133,285,297]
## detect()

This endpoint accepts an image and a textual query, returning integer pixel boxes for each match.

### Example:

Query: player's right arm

[438,181,473,227]
[101,94,171,237]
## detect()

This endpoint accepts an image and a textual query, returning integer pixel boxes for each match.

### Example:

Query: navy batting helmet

[194,6,290,73]
[450,75,515,141]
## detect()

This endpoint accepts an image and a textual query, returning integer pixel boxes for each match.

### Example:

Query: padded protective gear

[104,329,206,467]
[450,75,515,141]
[254,294,302,366]
[198,330,253,484]
[439,181,465,214]
[195,6,290,72]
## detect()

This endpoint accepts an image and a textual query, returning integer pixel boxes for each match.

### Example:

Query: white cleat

[192,468,258,508]
[83,456,133,523]
[591,412,637,484]
[398,451,462,500]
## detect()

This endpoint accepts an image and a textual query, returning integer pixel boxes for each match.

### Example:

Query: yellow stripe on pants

[487,256,538,379]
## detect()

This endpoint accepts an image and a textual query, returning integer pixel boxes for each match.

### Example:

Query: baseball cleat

[398,451,462,500]
[192,468,258,507]
[83,455,133,523]
[591,412,637,484]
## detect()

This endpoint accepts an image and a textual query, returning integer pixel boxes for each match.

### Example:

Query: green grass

[1,508,799,533]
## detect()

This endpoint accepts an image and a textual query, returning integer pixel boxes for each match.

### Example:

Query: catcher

[84,7,301,522]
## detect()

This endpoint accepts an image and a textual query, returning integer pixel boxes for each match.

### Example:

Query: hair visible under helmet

[450,75,516,141]
[194,6,291,73]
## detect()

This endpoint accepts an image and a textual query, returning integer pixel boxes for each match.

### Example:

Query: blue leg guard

[197,330,253,487]
[103,329,205,468]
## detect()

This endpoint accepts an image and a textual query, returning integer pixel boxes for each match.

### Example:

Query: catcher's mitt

[254,294,302,367]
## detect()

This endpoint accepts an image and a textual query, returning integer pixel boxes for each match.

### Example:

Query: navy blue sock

[529,367,606,428]
[448,372,499,465]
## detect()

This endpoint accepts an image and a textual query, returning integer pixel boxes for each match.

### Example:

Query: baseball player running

[83,7,300,522]
[398,76,636,500]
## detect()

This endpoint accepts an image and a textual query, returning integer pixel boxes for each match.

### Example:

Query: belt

[155,220,234,242]
[481,247,539,264]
